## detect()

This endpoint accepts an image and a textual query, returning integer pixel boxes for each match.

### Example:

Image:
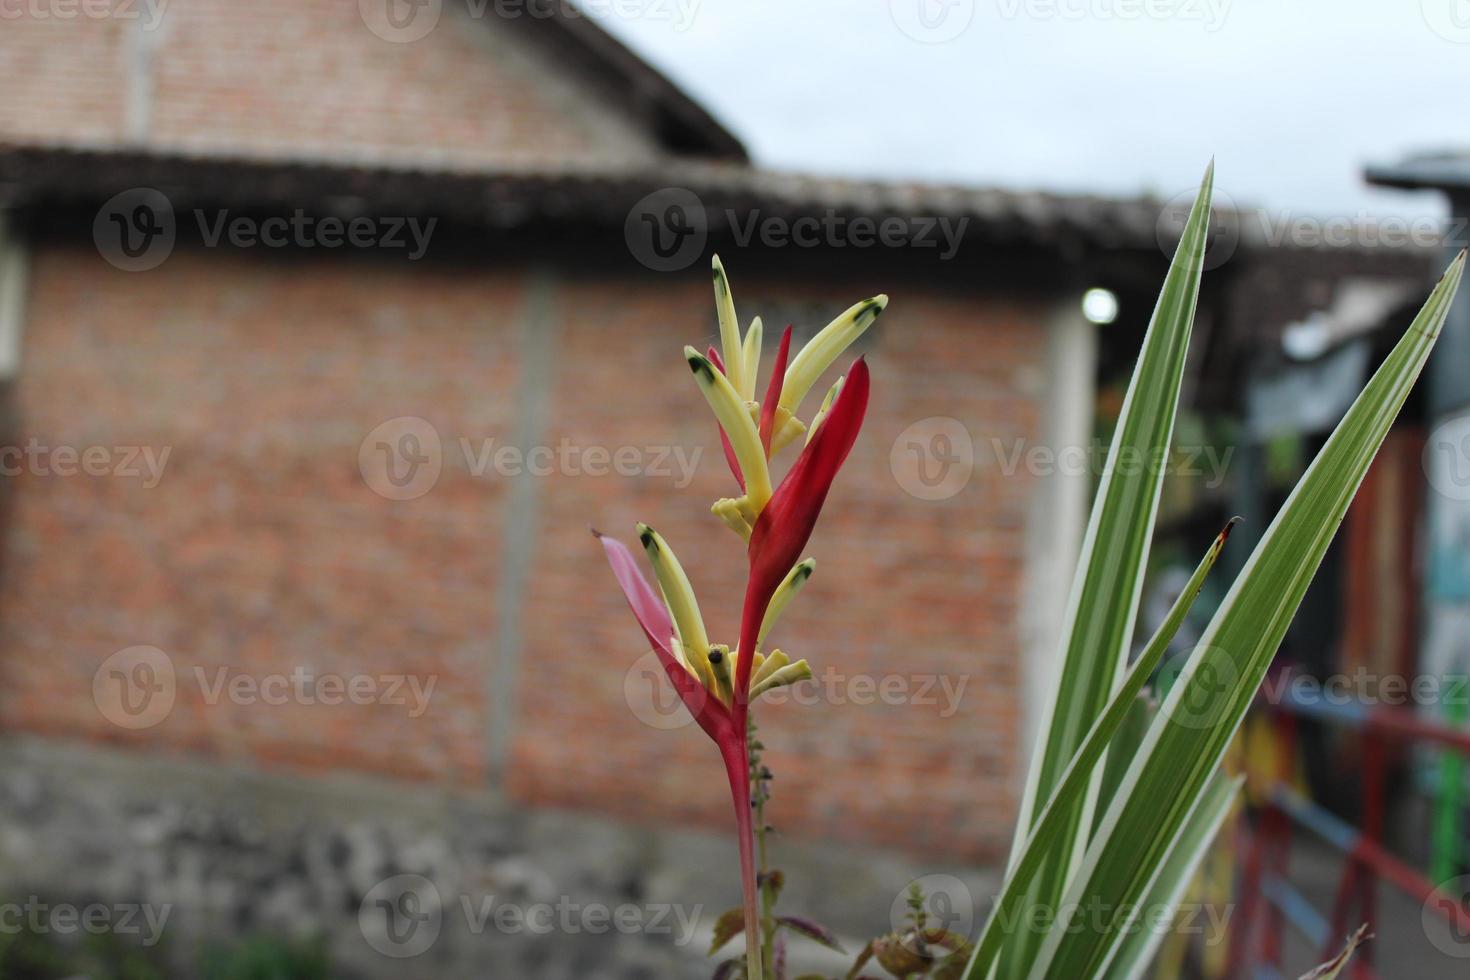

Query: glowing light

[1082,288,1119,325]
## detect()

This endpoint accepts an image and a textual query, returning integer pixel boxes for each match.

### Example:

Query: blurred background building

[0,1,1459,976]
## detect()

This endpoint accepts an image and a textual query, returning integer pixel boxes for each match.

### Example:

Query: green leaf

[1029,251,1466,979]
[710,907,746,955]
[965,521,1235,979]
[1092,689,1159,835]
[1101,772,1240,980]
[997,161,1215,977]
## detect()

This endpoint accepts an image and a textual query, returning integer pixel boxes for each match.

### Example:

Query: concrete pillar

[0,212,29,381]
[1018,295,1096,784]
[485,268,558,785]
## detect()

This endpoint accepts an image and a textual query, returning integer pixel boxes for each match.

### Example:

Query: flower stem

[750,718,776,976]
[719,729,763,980]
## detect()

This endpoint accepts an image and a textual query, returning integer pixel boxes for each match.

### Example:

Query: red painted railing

[1228,679,1470,978]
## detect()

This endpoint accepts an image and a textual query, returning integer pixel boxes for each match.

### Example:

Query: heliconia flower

[758,558,815,645]
[758,325,793,454]
[696,256,887,520]
[741,316,763,402]
[712,255,748,399]
[772,295,886,452]
[595,524,817,733]
[636,523,715,688]
[706,346,746,492]
[735,356,869,699]
[598,256,883,980]
[686,347,773,524]
[594,530,728,740]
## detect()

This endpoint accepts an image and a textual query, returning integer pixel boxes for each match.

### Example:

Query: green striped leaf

[966,522,1234,979]
[996,163,1215,977]
[1028,251,1465,979]
[1102,772,1240,980]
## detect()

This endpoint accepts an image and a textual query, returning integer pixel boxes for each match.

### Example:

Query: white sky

[585,0,1466,219]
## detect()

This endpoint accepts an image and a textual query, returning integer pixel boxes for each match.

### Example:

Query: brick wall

[512,271,1045,859]
[0,0,1053,864]
[0,243,1049,861]
[0,0,663,168]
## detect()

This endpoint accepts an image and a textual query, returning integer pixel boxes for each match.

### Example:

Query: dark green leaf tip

[688,354,714,381]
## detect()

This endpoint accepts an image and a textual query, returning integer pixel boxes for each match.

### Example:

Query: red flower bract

[735,356,870,701]
[596,531,728,739]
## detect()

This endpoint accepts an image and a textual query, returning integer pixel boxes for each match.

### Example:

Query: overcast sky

[587,0,1465,220]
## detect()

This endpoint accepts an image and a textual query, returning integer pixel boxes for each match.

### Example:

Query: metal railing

[1227,678,1470,978]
